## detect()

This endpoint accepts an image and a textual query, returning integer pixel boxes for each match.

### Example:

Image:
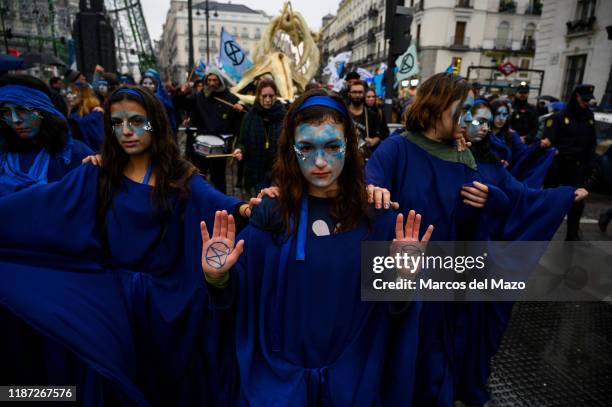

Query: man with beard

[509,83,539,144]
[347,80,381,158]
[190,68,244,193]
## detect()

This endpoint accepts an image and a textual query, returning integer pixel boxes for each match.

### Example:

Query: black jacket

[543,106,596,163]
[510,99,539,142]
[190,88,241,136]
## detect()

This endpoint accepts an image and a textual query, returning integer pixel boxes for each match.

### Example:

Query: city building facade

[412,0,542,93]
[319,0,389,73]
[0,0,79,58]
[158,0,270,83]
[533,0,611,104]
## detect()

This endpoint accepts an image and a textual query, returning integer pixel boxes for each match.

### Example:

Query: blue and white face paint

[493,106,509,129]
[110,99,153,156]
[467,107,492,143]
[141,77,157,93]
[459,95,475,130]
[0,103,42,139]
[110,112,152,138]
[294,122,346,191]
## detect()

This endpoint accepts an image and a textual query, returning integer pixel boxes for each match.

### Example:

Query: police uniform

[543,84,597,240]
[510,84,539,143]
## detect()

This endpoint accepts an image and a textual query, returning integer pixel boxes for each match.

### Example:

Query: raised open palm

[391,210,434,277]
[200,210,245,280]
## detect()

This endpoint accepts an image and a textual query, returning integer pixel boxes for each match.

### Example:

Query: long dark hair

[96,86,196,232]
[273,89,367,235]
[469,101,501,165]
[490,99,513,146]
[0,74,69,153]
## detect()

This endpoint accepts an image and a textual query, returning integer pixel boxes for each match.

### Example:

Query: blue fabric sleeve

[365,136,399,188]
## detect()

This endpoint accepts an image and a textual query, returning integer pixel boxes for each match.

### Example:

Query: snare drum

[193,135,225,157]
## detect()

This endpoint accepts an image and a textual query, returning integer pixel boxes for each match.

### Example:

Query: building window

[575,0,596,20]
[518,58,531,78]
[496,21,511,49]
[453,21,466,46]
[417,24,421,47]
[522,23,536,50]
[562,54,587,101]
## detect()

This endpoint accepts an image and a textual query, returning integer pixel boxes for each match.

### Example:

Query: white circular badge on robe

[312,220,331,236]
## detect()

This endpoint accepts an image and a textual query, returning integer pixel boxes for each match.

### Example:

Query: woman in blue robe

[0,86,252,405]
[366,73,493,407]
[0,74,92,196]
[0,74,97,403]
[140,69,178,136]
[200,90,432,406]
[489,99,556,189]
[454,100,588,406]
[67,79,105,152]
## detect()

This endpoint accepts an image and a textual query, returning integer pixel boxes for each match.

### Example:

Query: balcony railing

[566,16,596,36]
[521,38,535,51]
[499,0,517,13]
[449,36,470,49]
[455,0,472,8]
[525,2,542,15]
[493,38,513,49]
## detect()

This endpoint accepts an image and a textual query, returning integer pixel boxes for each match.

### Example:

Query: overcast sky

[141,0,340,41]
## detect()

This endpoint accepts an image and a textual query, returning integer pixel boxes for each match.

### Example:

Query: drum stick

[213,97,250,112]
[213,97,236,108]
[205,153,234,158]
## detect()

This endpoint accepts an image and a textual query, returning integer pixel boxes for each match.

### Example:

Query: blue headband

[295,95,349,119]
[114,87,144,101]
[0,85,66,122]
[473,98,489,107]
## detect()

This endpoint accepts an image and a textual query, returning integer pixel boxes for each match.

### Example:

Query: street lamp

[0,3,9,53]
[187,0,194,70]
[199,1,218,65]
[488,57,496,90]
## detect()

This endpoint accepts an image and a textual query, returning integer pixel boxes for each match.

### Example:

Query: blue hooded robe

[0,164,241,405]
[142,69,178,136]
[69,110,104,152]
[366,132,485,406]
[490,129,556,189]
[207,195,421,406]
[453,143,575,405]
[0,84,93,196]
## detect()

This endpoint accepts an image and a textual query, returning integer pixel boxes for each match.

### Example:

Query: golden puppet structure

[231,2,320,102]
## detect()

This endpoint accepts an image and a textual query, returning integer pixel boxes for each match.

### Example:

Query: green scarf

[401,131,477,170]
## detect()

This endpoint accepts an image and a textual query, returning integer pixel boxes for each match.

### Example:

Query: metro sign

[497,61,518,76]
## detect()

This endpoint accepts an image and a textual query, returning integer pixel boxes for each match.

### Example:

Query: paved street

[490,194,612,406]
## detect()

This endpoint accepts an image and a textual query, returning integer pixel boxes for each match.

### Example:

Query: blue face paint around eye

[494,107,509,124]
[111,111,152,138]
[463,95,475,110]
[294,123,346,190]
[467,108,492,142]
[0,103,42,139]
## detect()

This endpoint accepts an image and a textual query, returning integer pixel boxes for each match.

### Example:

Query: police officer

[510,82,539,144]
[542,84,597,241]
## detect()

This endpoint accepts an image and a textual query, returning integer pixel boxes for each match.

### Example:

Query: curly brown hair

[96,86,196,236]
[273,89,368,235]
